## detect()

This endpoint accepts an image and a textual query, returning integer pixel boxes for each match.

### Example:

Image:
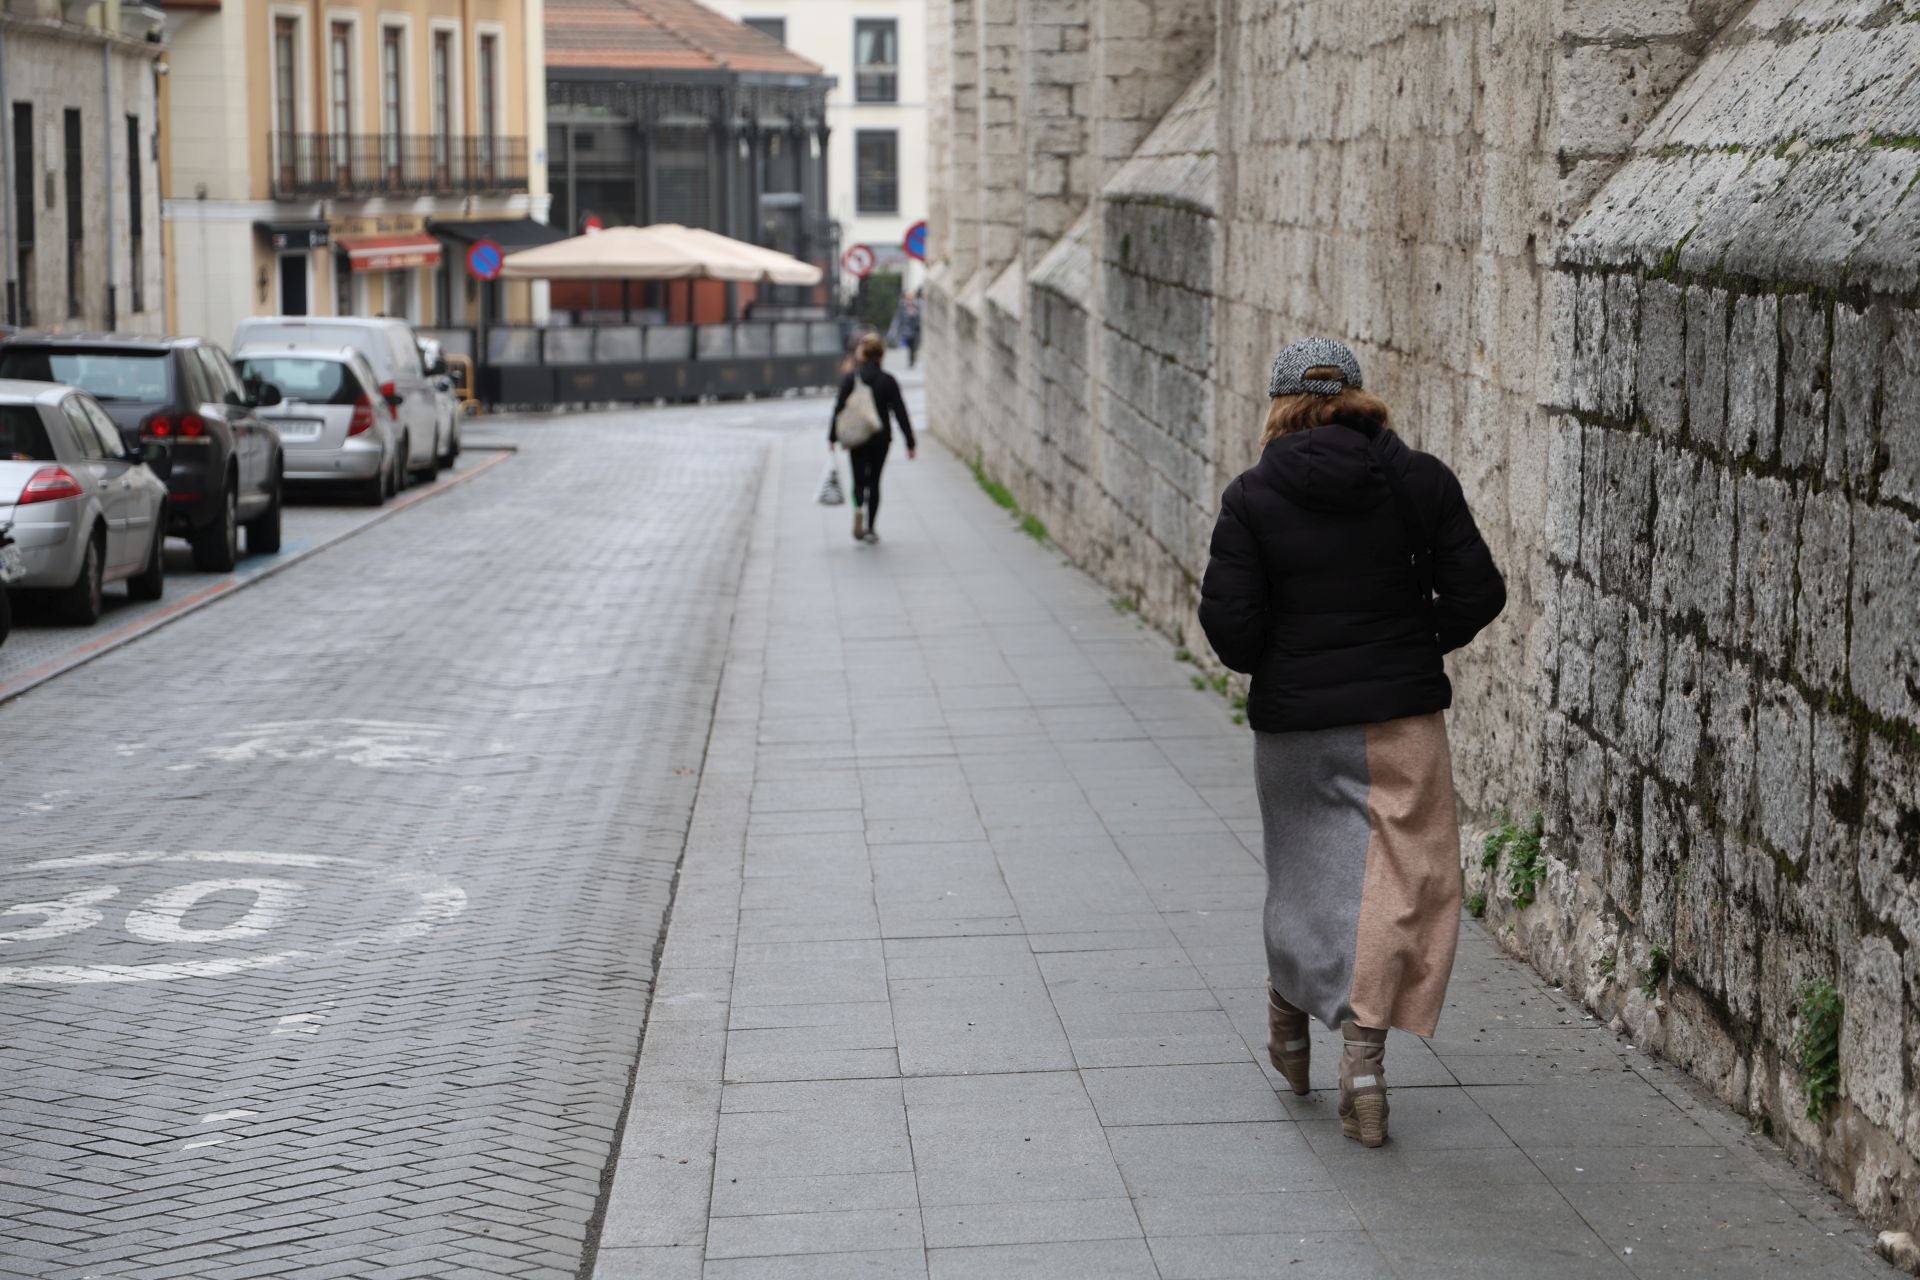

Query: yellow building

[160,0,550,347]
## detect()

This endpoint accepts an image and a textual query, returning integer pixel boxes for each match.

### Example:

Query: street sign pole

[466,240,505,407]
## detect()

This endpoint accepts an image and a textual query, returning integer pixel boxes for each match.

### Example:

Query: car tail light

[380,381,399,419]
[19,466,84,505]
[143,413,207,440]
[349,394,375,436]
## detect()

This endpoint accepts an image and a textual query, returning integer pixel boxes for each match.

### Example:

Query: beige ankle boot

[1338,1023,1388,1147]
[1267,986,1311,1096]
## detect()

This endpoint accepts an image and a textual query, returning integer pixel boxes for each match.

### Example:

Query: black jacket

[1198,419,1505,733]
[830,364,915,450]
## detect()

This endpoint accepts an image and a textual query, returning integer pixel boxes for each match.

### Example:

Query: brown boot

[853,508,866,540]
[1267,986,1311,1096]
[1338,1023,1388,1147]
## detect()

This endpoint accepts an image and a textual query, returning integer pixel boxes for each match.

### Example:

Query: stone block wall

[923,0,1920,1234]
[1481,1,1920,1233]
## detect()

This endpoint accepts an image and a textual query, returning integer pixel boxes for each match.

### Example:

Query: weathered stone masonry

[924,0,1920,1239]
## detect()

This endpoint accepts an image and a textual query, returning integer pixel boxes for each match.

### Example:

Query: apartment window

[64,108,82,318]
[855,129,898,213]
[329,21,353,181]
[477,32,499,179]
[431,30,453,181]
[12,103,32,326]
[126,115,143,313]
[854,19,898,103]
[743,17,785,43]
[381,27,404,177]
[274,17,298,186]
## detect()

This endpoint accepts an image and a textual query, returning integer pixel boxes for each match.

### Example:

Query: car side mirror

[255,382,283,407]
[225,389,246,407]
[385,391,405,409]
[139,440,172,480]
[428,357,449,377]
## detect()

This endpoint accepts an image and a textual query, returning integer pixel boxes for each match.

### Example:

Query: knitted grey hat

[1268,337,1364,398]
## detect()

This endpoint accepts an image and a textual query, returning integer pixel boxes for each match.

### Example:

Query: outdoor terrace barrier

[428,321,850,406]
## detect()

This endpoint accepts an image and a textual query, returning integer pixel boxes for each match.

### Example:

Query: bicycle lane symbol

[0,850,466,985]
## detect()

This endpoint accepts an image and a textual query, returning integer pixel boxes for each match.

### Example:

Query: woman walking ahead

[1199,338,1505,1148]
[830,334,915,542]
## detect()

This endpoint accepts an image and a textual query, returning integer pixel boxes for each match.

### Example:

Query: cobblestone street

[0,409,773,1278]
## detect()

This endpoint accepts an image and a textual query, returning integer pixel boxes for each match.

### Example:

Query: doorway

[278,253,309,315]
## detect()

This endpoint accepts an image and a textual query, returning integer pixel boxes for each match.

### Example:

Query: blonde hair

[857,333,886,365]
[1262,367,1391,444]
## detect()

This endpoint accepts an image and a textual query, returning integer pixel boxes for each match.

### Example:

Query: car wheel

[191,484,240,573]
[0,585,11,648]
[392,437,409,494]
[58,531,104,625]
[247,468,283,555]
[362,458,388,506]
[127,524,165,601]
[414,444,440,484]
[437,419,460,469]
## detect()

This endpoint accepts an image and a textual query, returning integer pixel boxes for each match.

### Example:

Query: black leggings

[849,439,890,529]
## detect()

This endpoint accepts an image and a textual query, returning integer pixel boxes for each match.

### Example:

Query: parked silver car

[0,380,170,624]
[234,346,402,504]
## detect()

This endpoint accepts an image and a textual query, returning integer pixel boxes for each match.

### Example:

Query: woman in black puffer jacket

[1199,337,1505,1149]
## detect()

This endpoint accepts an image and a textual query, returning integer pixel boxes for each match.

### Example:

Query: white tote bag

[834,379,884,449]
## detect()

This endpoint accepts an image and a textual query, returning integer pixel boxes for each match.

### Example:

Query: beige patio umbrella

[498,223,822,285]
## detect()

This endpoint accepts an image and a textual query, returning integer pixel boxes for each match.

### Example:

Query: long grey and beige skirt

[1255,711,1461,1038]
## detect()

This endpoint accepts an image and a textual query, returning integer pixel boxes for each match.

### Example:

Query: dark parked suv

[0,334,284,572]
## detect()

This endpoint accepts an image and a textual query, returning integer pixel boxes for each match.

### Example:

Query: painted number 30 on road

[0,850,465,985]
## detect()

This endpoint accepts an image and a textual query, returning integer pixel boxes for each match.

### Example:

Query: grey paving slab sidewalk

[591,409,1892,1280]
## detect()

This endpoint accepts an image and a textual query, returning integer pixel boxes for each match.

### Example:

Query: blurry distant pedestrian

[830,334,915,543]
[1199,337,1505,1149]
[889,292,922,368]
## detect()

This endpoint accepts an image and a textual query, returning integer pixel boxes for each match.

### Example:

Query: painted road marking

[200,719,451,770]
[0,851,466,985]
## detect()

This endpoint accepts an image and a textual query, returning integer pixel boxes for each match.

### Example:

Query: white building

[701,0,926,293]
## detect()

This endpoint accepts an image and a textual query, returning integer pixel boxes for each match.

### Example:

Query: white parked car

[418,337,462,470]
[0,379,169,624]
[233,316,443,483]
[234,346,404,505]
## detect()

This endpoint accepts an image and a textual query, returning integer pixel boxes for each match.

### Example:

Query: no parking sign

[903,221,928,262]
[466,239,505,282]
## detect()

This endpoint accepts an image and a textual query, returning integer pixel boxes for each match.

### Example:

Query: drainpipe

[0,23,14,326]
[103,40,117,331]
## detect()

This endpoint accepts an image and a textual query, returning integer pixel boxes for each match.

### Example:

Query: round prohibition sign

[467,238,505,282]
[0,850,466,985]
[842,244,876,279]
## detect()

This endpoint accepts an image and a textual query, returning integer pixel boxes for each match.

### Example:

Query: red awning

[337,234,443,273]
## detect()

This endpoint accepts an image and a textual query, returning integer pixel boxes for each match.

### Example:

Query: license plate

[0,541,23,585]
[277,419,325,442]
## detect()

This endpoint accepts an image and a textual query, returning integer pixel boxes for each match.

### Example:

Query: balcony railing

[270,133,529,199]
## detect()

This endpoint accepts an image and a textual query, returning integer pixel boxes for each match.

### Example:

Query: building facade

[544,0,833,322]
[1,0,167,333]
[160,0,550,347]
[702,0,925,292]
